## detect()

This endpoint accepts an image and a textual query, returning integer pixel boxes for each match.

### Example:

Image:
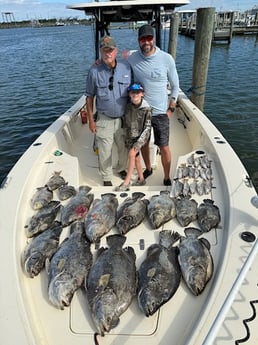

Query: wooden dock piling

[168,12,180,60]
[191,7,215,111]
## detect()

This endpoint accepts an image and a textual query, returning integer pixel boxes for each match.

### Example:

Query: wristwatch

[168,107,175,112]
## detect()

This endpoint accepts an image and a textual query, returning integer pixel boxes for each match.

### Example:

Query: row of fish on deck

[22,162,221,336]
[173,152,213,197]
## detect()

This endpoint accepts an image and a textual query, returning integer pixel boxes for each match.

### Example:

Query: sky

[0,0,257,22]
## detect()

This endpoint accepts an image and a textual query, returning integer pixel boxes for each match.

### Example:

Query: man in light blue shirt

[128,24,179,186]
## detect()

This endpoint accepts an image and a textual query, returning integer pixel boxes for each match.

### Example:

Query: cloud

[0,0,85,20]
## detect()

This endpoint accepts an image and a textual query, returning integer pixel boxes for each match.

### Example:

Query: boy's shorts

[151,114,169,147]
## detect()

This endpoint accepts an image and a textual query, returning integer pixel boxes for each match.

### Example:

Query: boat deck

[1,95,258,345]
[19,102,224,344]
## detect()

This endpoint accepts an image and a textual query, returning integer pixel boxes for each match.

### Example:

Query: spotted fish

[116,192,148,234]
[137,230,181,316]
[178,227,214,296]
[85,193,118,242]
[22,221,62,278]
[61,185,93,227]
[45,171,66,191]
[147,191,176,229]
[26,200,61,238]
[197,199,221,232]
[86,234,137,336]
[175,196,198,227]
[31,186,53,210]
[47,221,92,309]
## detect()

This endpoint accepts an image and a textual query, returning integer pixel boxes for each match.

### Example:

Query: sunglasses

[108,69,115,91]
[139,35,154,43]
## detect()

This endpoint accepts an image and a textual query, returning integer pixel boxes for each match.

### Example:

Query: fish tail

[159,230,180,248]
[106,234,126,248]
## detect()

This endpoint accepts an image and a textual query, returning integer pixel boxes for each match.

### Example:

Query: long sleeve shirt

[128,47,179,116]
[124,98,152,150]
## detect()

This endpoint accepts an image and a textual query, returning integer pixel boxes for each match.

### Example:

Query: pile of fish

[21,169,221,337]
[172,152,213,197]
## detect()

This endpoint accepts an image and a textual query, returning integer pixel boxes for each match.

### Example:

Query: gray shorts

[151,114,169,147]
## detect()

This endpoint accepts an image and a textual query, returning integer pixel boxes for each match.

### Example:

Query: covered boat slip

[1,91,258,345]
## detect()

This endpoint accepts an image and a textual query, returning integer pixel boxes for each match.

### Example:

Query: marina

[177,9,258,43]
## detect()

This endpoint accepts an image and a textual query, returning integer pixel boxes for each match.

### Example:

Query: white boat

[1,1,258,345]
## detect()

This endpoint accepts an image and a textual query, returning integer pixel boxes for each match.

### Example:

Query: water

[0,25,258,190]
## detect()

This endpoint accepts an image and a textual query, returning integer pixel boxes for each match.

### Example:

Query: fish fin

[101,193,117,199]
[111,317,120,330]
[184,227,202,238]
[96,247,106,258]
[131,192,145,199]
[199,237,211,250]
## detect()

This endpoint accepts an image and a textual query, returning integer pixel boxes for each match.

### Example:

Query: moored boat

[1,1,258,345]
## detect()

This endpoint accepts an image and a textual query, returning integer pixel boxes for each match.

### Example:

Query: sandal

[115,182,130,191]
[132,179,146,186]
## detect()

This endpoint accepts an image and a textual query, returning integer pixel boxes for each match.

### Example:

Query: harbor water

[0,25,257,190]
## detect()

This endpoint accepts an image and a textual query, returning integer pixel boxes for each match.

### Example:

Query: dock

[177,9,258,43]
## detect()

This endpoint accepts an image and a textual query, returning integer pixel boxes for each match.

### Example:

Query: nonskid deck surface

[20,111,224,344]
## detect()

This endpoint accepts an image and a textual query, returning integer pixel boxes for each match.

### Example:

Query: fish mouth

[138,288,159,317]
[48,277,74,309]
[94,315,120,336]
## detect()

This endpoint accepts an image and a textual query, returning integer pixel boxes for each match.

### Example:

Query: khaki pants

[96,113,128,181]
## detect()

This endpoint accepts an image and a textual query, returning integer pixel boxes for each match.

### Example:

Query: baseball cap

[138,24,154,39]
[100,35,116,49]
[128,83,144,92]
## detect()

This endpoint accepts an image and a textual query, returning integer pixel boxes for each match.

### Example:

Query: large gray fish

[45,171,66,191]
[85,193,118,242]
[197,199,221,232]
[137,230,181,317]
[26,200,61,238]
[86,234,137,336]
[178,227,214,296]
[147,190,176,229]
[22,221,63,278]
[31,186,53,210]
[47,221,92,309]
[61,185,93,227]
[175,196,198,227]
[57,183,77,201]
[116,192,148,234]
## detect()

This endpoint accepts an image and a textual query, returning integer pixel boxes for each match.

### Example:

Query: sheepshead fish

[137,230,181,316]
[173,179,184,197]
[178,227,214,296]
[31,186,53,210]
[85,193,118,242]
[175,196,198,227]
[116,192,148,234]
[57,183,77,201]
[26,200,61,238]
[197,199,221,232]
[147,190,176,229]
[86,234,137,336]
[61,185,93,227]
[22,221,63,278]
[47,221,92,309]
[45,171,66,191]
